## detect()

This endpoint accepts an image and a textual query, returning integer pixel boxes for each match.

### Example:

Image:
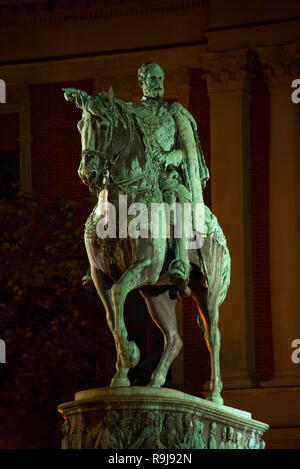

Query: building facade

[0,0,300,449]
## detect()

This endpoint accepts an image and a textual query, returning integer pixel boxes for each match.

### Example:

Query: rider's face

[142,65,164,98]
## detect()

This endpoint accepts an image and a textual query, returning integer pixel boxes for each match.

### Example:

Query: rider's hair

[137,62,164,86]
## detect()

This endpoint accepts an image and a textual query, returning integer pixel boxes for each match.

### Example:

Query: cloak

[169,102,210,234]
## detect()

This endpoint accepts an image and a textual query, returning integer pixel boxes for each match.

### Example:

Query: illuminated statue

[62,63,231,405]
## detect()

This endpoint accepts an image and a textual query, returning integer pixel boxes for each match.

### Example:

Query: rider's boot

[168,235,191,296]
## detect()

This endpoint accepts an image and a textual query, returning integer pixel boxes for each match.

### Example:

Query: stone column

[258,43,300,386]
[200,50,257,389]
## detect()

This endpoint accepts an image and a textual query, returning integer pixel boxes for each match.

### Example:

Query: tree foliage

[0,189,114,448]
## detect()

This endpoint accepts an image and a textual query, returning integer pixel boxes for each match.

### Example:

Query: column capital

[257,42,300,87]
[199,49,249,93]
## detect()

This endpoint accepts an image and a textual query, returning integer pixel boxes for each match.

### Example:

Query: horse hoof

[147,372,166,388]
[147,379,164,388]
[110,376,131,387]
[122,340,140,368]
[207,392,224,406]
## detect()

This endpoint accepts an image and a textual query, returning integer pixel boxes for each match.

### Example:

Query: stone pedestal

[58,387,268,449]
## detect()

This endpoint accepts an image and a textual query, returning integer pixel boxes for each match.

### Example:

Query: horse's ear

[107,86,115,107]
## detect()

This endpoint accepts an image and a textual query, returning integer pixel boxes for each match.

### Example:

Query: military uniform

[127,96,209,286]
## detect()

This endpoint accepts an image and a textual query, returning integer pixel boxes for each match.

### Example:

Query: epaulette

[169,102,197,130]
[125,101,141,114]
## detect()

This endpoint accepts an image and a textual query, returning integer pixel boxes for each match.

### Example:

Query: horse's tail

[200,236,231,306]
[190,203,231,309]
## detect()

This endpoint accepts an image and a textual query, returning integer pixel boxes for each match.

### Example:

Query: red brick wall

[0,113,19,195]
[0,113,19,152]
[30,79,93,208]
[249,71,274,381]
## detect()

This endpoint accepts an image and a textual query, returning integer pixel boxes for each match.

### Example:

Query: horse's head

[77,88,125,190]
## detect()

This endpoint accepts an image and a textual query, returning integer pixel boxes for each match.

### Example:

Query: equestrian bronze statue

[63,62,231,405]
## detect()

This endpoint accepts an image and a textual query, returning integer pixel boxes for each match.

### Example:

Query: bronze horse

[64,88,231,405]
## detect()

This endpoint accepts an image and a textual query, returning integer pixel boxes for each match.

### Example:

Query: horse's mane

[114,96,152,159]
[87,91,152,159]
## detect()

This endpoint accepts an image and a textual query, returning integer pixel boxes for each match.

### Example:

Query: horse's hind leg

[140,287,182,387]
[206,297,223,404]
[191,280,223,405]
[90,265,130,387]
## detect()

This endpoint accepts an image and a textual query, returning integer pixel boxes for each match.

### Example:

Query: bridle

[82,109,149,191]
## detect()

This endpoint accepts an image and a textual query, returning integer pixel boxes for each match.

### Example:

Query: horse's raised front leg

[110,260,154,370]
[140,286,182,387]
[90,266,130,387]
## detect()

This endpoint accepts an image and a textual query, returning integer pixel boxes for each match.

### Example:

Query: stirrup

[168,259,190,292]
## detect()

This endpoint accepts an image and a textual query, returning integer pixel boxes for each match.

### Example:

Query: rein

[83,144,146,190]
[87,108,151,192]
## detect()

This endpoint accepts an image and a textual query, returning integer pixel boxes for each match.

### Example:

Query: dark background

[0,0,299,449]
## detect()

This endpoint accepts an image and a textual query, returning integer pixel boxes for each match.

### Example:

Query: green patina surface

[62,62,231,407]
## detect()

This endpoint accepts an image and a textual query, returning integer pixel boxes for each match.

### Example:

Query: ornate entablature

[199,43,300,92]
[0,0,208,28]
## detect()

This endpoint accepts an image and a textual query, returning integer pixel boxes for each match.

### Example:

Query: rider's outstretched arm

[62,88,90,109]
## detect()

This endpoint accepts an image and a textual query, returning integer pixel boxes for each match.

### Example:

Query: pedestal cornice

[0,0,208,28]
[58,387,269,449]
